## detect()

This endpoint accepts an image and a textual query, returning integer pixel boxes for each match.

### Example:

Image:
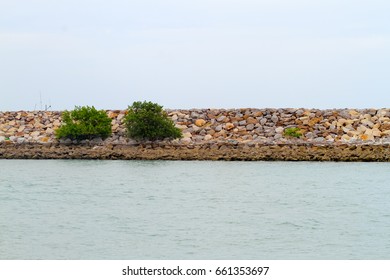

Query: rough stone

[217,115,226,122]
[182,132,192,138]
[181,137,191,144]
[361,119,374,128]
[31,131,40,138]
[225,123,235,130]
[372,128,381,137]
[195,119,206,127]
[246,124,255,131]
[215,125,223,132]
[246,117,258,124]
[380,122,390,131]
[1,108,390,154]
[275,127,284,134]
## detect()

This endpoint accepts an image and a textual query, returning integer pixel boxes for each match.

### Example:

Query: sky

[1,0,390,110]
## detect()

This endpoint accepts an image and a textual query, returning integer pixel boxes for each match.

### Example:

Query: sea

[1,159,389,259]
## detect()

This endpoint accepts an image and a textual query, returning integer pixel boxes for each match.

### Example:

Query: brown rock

[253,111,263,118]
[112,124,120,131]
[372,128,381,137]
[108,111,119,119]
[225,123,235,130]
[308,117,322,127]
[195,119,206,127]
[246,117,258,125]
[39,137,50,143]
[380,122,390,131]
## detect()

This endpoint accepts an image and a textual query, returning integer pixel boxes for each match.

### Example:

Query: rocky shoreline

[2,108,390,161]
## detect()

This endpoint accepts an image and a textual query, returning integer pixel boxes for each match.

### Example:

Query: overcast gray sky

[1,0,389,110]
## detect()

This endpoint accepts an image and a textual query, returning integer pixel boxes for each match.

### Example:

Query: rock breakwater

[1,108,390,161]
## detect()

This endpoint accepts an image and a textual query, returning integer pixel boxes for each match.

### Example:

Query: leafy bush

[55,106,112,140]
[124,101,182,141]
[284,127,302,138]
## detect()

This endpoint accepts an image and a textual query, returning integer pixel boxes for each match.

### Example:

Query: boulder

[181,137,192,144]
[275,127,284,134]
[225,123,235,130]
[214,125,223,132]
[182,132,192,138]
[246,124,255,131]
[195,119,206,127]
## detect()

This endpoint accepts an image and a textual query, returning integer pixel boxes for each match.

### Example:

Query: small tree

[55,106,112,140]
[124,101,182,141]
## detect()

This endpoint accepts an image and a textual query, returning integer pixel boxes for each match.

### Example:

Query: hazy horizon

[1,0,389,110]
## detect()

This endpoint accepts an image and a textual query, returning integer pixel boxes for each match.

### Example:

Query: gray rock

[199,129,207,136]
[227,139,239,145]
[271,114,279,123]
[338,110,351,119]
[215,125,223,132]
[92,137,103,144]
[313,137,325,142]
[274,134,283,140]
[16,137,26,144]
[59,138,72,144]
[238,120,246,126]
[193,135,204,142]
[217,115,226,122]
[254,127,263,134]
[190,112,199,118]
[305,132,316,139]
[260,118,267,125]
[246,124,254,131]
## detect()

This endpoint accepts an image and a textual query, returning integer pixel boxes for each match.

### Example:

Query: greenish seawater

[1,160,389,259]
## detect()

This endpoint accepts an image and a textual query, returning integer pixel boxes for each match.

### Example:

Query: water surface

[1,160,390,259]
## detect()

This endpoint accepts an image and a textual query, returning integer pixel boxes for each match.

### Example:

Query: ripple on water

[1,160,390,259]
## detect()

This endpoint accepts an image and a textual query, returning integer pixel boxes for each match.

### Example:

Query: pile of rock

[167,108,390,144]
[1,108,390,145]
[0,111,61,144]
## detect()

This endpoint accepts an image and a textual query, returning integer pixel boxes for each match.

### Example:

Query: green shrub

[284,127,302,138]
[55,106,112,140]
[124,101,182,141]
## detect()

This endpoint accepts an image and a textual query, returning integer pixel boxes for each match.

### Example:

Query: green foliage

[124,101,182,141]
[55,106,112,140]
[284,127,302,138]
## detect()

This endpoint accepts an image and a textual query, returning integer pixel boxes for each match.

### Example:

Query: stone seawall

[1,142,390,161]
[1,108,390,161]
